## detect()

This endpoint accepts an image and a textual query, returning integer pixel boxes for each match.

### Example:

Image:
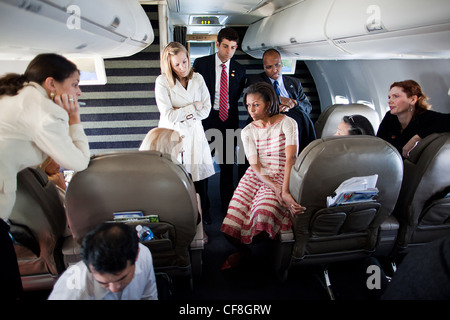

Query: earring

[50,92,55,100]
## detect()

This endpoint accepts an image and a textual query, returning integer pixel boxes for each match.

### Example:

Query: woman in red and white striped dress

[220,82,306,269]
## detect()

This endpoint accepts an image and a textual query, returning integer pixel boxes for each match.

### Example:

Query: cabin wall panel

[307,59,450,121]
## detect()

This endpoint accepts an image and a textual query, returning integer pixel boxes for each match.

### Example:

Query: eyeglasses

[347,115,355,124]
[264,62,282,70]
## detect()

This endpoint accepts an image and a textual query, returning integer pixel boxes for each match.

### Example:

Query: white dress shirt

[48,243,158,300]
[269,75,289,98]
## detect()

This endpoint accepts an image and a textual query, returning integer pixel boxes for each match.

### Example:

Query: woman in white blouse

[154,42,215,216]
[0,53,90,299]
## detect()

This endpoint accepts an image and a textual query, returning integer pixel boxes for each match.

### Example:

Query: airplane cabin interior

[1,0,449,304]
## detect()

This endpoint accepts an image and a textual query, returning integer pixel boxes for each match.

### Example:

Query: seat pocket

[311,202,381,236]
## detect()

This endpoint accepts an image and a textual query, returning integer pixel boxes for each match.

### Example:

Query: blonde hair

[160,41,194,88]
[39,156,54,172]
[139,127,183,160]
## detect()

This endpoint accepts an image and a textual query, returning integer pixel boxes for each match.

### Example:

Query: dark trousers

[0,219,23,300]
[205,110,240,214]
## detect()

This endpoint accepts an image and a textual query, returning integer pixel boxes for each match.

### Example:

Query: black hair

[217,27,239,45]
[243,82,280,117]
[343,115,375,136]
[0,53,79,96]
[262,48,281,60]
[81,223,139,274]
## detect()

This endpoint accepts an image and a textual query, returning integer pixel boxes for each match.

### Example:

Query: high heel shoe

[220,252,245,270]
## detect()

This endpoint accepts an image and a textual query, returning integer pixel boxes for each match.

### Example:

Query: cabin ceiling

[141,0,302,30]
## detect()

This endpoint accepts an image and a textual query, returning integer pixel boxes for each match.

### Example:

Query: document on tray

[327,174,379,207]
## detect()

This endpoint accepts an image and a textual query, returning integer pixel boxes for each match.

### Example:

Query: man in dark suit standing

[246,48,316,153]
[193,27,246,219]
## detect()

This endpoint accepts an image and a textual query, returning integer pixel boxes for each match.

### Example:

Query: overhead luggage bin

[0,0,154,59]
[242,0,450,60]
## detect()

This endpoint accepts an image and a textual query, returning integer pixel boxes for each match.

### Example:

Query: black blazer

[377,109,450,155]
[247,72,312,114]
[193,54,246,130]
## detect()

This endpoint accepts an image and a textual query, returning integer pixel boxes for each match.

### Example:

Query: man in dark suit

[193,27,246,219]
[246,48,316,153]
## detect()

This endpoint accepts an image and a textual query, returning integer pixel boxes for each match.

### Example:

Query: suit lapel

[283,76,297,99]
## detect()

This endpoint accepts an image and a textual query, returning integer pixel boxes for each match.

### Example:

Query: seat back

[394,132,450,251]
[314,103,380,138]
[9,167,67,290]
[65,151,198,278]
[288,136,403,263]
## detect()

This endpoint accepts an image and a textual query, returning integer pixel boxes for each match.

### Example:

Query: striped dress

[221,116,298,244]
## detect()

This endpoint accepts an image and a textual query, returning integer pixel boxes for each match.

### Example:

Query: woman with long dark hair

[0,53,90,299]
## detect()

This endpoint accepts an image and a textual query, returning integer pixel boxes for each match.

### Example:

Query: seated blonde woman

[40,156,67,202]
[139,128,205,239]
[40,156,72,236]
[139,127,183,162]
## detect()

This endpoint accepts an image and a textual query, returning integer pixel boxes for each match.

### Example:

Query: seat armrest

[379,215,399,231]
[279,228,295,243]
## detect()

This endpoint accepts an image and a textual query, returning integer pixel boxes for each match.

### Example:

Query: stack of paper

[327,174,379,207]
[113,211,159,223]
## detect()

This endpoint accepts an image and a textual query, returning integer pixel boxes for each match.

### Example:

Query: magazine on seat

[327,174,379,207]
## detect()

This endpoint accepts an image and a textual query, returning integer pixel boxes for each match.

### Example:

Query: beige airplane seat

[392,132,450,254]
[276,136,403,297]
[63,151,203,281]
[9,167,67,291]
[314,103,380,138]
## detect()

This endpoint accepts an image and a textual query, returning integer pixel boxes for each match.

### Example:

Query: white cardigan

[155,72,214,182]
[0,82,90,219]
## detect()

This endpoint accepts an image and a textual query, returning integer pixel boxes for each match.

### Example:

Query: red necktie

[219,63,228,122]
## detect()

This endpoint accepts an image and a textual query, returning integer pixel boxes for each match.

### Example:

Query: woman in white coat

[155,42,215,219]
[0,53,90,299]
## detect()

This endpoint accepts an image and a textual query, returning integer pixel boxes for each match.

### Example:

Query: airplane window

[68,55,107,86]
[335,95,349,104]
[189,42,215,65]
[281,59,296,74]
[356,100,375,110]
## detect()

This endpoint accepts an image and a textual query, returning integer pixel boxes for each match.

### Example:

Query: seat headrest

[65,151,198,244]
[290,135,403,217]
[9,167,67,271]
[407,132,450,164]
[30,166,49,187]
[399,132,450,213]
[314,103,380,138]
